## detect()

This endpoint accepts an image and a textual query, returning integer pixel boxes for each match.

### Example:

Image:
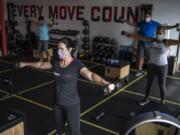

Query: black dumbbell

[83,29,89,35]
[104,37,110,43]
[14,63,20,69]
[102,57,107,64]
[95,56,102,62]
[2,77,13,86]
[99,46,105,51]
[82,37,89,42]
[103,82,122,96]
[111,39,116,45]
[121,31,127,35]
[93,36,98,42]
[119,17,125,23]
[83,20,89,26]
[82,44,89,50]
[99,37,104,42]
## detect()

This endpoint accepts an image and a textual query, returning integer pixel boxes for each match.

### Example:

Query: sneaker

[135,71,144,77]
[139,98,150,106]
[161,100,165,105]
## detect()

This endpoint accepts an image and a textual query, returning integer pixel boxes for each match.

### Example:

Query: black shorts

[38,40,49,51]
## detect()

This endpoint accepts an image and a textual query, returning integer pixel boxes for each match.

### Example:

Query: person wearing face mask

[121,12,179,77]
[121,28,180,106]
[18,37,116,135]
[29,16,56,61]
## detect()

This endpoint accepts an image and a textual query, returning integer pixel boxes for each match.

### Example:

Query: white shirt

[146,42,168,66]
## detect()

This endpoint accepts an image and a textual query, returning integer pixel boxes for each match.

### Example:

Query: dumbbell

[82,44,89,50]
[83,29,89,35]
[176,23,180,31]
[111,39,116,45]
[14,62,20,69]
[1,76,14,94]
[2,77,13,86]
[99,36,104,42]
[177,28,180,31]
[93,37,98,42]
[121,31,132,37]
[95,56,102,62]
[102,57,108,64]
[106,58,119,65]
[119,17,125,23]
[83,20,89,26]
[103,82,122,96]
[121,31,127,35]
[82,37,89,42]
[104,37,110,43]
[93,111,105,122]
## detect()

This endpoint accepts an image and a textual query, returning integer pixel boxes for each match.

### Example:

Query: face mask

[157,34,164,41]
[145,17,151,22]
[58,49,69,60]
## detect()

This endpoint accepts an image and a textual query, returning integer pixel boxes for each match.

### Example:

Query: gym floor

[0,57,180,135]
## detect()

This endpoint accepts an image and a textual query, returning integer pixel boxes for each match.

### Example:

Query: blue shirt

[38,23,49,41]
[137,20,160,45]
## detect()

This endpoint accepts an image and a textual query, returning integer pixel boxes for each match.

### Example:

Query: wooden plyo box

[33,48,53,59]
[0,122,24,135]
[0,109,25,135]
[135,123,171,135]
[105,61,130,79]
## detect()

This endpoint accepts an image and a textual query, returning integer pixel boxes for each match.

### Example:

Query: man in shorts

[121,13,179,77]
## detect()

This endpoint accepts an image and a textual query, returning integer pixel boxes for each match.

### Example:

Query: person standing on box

[30,16,56,61]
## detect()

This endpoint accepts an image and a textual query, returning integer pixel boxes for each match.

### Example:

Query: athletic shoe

[161,100,165,105]
[139,98,150,106]
[135,71,144,77]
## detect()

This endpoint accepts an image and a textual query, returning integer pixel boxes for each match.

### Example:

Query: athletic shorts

[38,40,49,52]
[136,41,149,59]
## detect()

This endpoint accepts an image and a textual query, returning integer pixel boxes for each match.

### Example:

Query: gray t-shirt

[146,42,168,66]
[51,59,85,105]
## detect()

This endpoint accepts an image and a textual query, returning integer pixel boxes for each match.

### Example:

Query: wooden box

[135,123,171,135]
[105,61,130,79]
[0,122,24,135]
[33,48,53,59]
[0,109,25,135]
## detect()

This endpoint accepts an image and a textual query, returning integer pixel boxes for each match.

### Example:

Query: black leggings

[54,103,81,135]
[145,64,168,102]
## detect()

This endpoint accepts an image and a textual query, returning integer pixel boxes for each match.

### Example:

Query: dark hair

[38,16,44,21]
[145,12,152,17]
[58,37,76,56]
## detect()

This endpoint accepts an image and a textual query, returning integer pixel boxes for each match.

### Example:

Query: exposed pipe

[0,0,8,56]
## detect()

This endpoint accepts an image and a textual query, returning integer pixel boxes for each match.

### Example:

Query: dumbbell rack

[81,20,91,58]
[49,29,80,58]
[92,38,118,64]
[118,45,133,62]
